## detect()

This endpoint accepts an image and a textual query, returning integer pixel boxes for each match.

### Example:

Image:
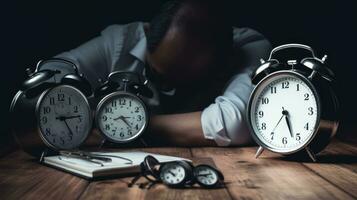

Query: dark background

[1,0,356,154]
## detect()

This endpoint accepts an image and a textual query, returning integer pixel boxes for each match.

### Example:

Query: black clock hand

[122,118,132,128]
[285,115,294,138]
[270,107,290,138]
[63,119,74,138]
[281,108,294,138]
[197,173,212,176]
[65,115,81,120]
[113,116,131,120]
[169,170,176,177]
[114,116,132,128]
[56,115,81,120]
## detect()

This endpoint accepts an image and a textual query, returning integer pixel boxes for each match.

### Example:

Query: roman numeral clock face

[249,72,320,153]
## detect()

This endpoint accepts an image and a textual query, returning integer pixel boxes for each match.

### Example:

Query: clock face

[160,163,187,185]
[248,71,320,153]
[194,165,219,187]
[96,92,148,143]
[37,85,92,150]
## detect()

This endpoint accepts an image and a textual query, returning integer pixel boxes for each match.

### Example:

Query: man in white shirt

[43,0,271,146]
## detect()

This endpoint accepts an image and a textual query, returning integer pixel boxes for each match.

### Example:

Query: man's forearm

[147,111,216,146]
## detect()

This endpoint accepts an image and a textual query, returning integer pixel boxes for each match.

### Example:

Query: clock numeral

[58,94,65,101]
[282,137,287,144]
[304,123,309,130]
[50,97,55,105]
[270,87,277,94]
[112,100,117,107]
[119,99,126,105]
[258,111,264,118]
[308,107,314,115]
[270,132,274,140]
[105,107,112,113]
[261,98,269,105]
[304,93,310,100]
[42,116,48,124]
[120,132,125,137]
[282,81,289,89]
[45,128,51,136]
[73,106,79,113]
[105,124,110,130]
[43,106,51,114]
[68,97,72,105]
[135,107,140,113]
[137,115,142,121]
[135,124,139,130]
[296,84,300,91]
[102,115,108,121]
[261,122,266,130]
[296,133,301,141]
[129,101,132,107]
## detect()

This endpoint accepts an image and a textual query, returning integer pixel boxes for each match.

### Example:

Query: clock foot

[305,147,317,162]
[255,146,264,159]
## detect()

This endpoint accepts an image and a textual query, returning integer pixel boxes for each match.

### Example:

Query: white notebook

[43,151,191,179]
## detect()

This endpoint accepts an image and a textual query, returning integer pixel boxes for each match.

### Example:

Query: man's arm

[199,30,271,147]
[147,28,272,147]
[147,112,216,146]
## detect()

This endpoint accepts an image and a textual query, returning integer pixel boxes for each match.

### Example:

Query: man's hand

[147,111,216,147]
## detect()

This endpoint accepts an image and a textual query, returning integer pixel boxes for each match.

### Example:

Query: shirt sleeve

[201,28,272,146]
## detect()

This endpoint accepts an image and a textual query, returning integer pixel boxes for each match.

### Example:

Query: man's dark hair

[147,0,233,54]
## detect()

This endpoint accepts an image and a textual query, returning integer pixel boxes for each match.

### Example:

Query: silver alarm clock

[96,91,148,143]
[10,59,93,157]
[247,44,339,162]
[94,71,149,144]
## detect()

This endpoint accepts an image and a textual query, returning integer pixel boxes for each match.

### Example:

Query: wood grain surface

[0,140,356,200]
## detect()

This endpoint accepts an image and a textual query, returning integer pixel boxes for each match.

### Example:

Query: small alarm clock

[10,59,93,158]
[94,71,149,144]
[247,44,339,162]
[159,160,193,187]
[130,155,224,188]
[193,164,224,188]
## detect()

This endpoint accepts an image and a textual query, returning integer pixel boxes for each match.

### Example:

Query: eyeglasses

[129,155,160,188]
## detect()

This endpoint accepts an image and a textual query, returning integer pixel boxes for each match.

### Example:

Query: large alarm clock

[10,59,93,158]
[94,71,149,144]
[247,44,339,162]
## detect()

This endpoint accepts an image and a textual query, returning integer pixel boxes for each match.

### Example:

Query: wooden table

[0,139,356,200]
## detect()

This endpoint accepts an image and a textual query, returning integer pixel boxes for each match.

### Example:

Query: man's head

[146,0,232,87]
